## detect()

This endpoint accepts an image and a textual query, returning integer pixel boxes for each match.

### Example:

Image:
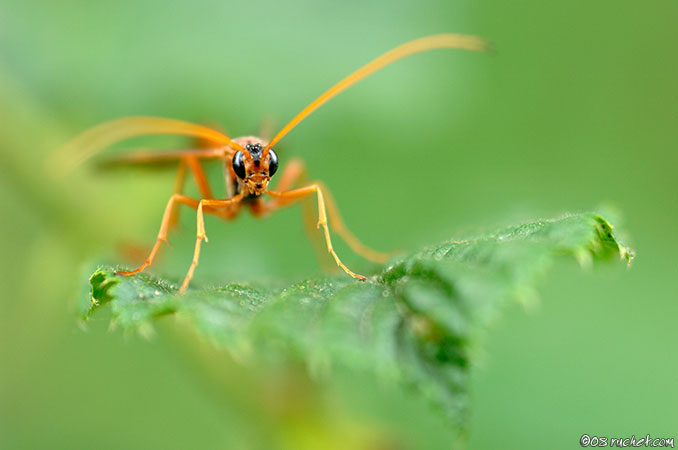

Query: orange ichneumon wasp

[56,33,487,294]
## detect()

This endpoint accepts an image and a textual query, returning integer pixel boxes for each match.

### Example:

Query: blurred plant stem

[164,320,400,450]
[0,70,109,251]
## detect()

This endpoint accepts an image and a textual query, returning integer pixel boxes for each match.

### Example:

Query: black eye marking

[246,143,263,153]
[268,149,279,176]
[246,143,263,167]
[232,151,246,179]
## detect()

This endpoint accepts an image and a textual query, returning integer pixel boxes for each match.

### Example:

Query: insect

[57,33,487,294]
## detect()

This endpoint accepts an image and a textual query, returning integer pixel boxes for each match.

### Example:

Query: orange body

[57,34,487,293]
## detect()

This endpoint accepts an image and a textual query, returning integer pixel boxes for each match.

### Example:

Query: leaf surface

[83,213,632,428]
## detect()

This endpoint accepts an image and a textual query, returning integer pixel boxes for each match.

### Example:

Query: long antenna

[263,33,488,156]
[54,116,246,174]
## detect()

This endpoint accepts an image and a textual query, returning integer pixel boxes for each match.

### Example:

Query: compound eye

[268,149,279,176]
[232,151,246,179]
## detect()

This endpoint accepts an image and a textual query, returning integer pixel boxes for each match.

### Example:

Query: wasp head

[231,140,279,195]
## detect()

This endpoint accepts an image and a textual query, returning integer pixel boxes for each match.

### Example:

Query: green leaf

[83,213,632,429]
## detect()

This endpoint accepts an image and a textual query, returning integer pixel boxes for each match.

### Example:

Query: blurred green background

[1,0,676,448]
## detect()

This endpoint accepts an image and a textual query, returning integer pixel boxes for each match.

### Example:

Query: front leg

[179,194,244,294]
[266,185,366,281]
[262,159,332,269]
[268,159,391,264]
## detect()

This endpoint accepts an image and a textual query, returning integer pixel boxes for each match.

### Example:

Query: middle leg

[117,194,201,276]
[169,155,217,230]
